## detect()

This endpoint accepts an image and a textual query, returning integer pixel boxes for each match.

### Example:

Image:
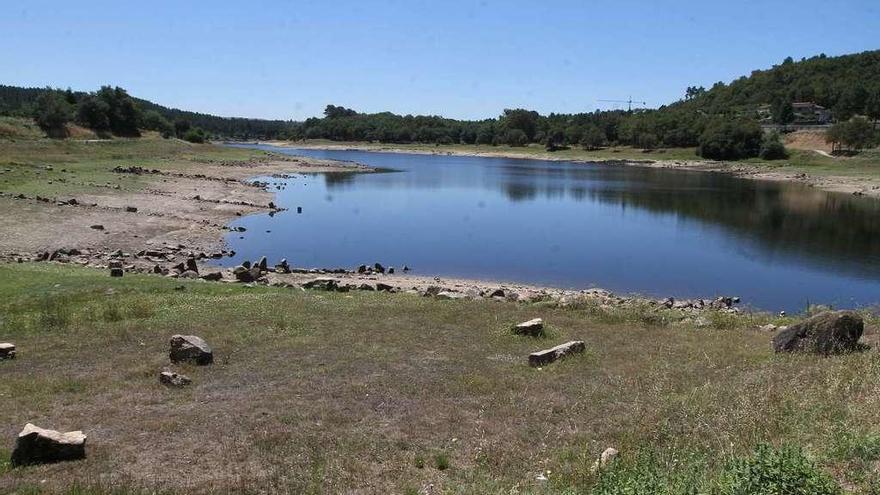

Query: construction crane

[597,97,647,112]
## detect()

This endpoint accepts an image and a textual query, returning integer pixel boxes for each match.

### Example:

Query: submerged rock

[11,423,87,466]
[772,310,864,355]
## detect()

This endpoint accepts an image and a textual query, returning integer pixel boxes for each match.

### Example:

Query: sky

[2,0,879,121]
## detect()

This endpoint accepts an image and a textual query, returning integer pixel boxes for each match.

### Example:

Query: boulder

[200,272,223,281]
[90,224,104,230]
[387,266,395,274]
[373,263,385,274]
[159,371,192,387]
[233,265,260,283]
[257,256,268,272]
[185,257,198,273]
[169,334,213,365]
[772,310,864,355]
[528,341,585,367]
[11,423,87,466]
[376,282,394,292]
[275,259,291,274]
[109,268,124,277]
[356,264,368,274]
[489,288,506,298]
[422,286,443,297]
[513,318,544,337]
[0,342,15,359]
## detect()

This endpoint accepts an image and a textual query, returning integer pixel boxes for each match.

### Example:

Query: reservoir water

[223,144,880,312]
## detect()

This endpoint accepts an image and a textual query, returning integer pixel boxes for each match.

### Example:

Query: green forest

[1,50,878,159]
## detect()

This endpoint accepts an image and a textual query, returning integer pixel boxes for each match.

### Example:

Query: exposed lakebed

[222,144,880,312]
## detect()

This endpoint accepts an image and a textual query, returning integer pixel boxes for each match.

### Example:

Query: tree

[579,124,606,150]
[33,90,72,138]
[771,99,795,124]
[75,96,110,133]
[94,86,141,137]
[174,119,191,139]
[500,109,539,141]
[759,131,789,160]
[697,119,763,160]
[141,110,173,137]
[637,133,658,150]
[827,116,876,153]
[503,128,528,147]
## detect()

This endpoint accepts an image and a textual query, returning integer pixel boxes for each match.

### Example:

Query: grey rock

[528,341,586,367]
[200,272,223,281]
[302,277,338,291]
[169,334,213,365]
[513,318,544,336]
[0,342,15,359]
[159,371,192,387]
[376,282,394,292]
[11,423,86,466]
[185,257,198,273]
[179,270,200,279]
[772,310,864,355]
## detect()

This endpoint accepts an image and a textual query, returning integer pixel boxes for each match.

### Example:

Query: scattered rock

[169,334,213,365]
[302,277,338,291]
[513,318,544,337]
[772,310,864,355]
[89,224,104,230]
[11,423,87,466]
[528,341,585,367]
[358,283,375,291]
[233,265,259,283]
[200,272,223,281]
[0,342,15,359]
[159,371,192,387]
[376,282,394,292]
[124,206,138,213]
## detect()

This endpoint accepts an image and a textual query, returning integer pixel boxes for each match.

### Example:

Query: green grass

[0,134,273,198]
[0,262,879,493]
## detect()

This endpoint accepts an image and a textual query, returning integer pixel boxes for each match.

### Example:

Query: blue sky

[2,0,878,120]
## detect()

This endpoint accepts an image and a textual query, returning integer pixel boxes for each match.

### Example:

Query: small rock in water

[11,423,87,466]
[159,371,192,387]
[169,335,213,365]
[0,342,16,359]
[513,318,544,337]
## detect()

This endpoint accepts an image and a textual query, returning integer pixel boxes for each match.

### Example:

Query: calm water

[222,144,880,312]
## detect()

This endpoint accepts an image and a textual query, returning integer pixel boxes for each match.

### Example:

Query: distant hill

[0,84,296,139]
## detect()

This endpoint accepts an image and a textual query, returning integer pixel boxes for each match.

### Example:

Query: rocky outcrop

[528,341,585,367]
[772,310,864,355]
[11,423,87,466]
[169,335,213,365]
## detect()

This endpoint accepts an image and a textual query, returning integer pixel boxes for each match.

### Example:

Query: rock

[179,270,200,279]
[387,266,395,274]
[257,256,268,272]
[772,310,864,355]
[356,264,368,273]
[169,334,213,365]
[124,206,138,213]
[242,260,252,269]
[233,265,259,283]
[185,257,198,273]
[152,264,164,274]
[90,224,104,230]
[513,318,544,337]
[758,323,778,332]
[275,259,291,274]
[528,341,585,367]
[201,272,223,281]
[110,268,124,277]
[489,288,506,298]
[159,371,192,387]
[591,447,619,472]
[358,283,376,291]
[373,262,385,274]
[422,286,443,297]
[402,265,410,272]
[376,282,394,292]
[108,260,123,269]
[11,423,87,466]
[0,342,15,359]
[302,278,338,291]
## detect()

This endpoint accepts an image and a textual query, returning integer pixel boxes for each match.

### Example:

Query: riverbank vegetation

[2,263,880,493]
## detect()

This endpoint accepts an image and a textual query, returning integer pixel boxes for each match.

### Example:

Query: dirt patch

[784,129,832,153]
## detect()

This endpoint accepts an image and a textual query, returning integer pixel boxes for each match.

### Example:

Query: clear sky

[2,0,878,120]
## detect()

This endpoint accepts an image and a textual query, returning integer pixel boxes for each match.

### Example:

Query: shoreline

[256,140,880,199]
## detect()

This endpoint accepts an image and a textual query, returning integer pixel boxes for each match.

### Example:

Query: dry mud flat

[0,156,374,259]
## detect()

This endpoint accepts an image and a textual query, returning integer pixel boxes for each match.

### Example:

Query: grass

[0,263,879,493]
[0,132,274,198]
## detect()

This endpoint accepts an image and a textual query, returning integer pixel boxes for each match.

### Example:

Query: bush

[697,119,763,160]
[33,91,73,138]
[183,128,207,143]
[759,132,789,160]
[716,444,840,495]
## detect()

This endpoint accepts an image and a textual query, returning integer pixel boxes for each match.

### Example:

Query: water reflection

[223,145,880,311]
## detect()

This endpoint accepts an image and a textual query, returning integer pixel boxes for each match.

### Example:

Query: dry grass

[0,263,879,493]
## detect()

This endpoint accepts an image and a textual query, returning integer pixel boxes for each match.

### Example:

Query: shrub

[697,119,763,160]
[715,444,840,495]
[759,132,789,160]
[183,128,207,144]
